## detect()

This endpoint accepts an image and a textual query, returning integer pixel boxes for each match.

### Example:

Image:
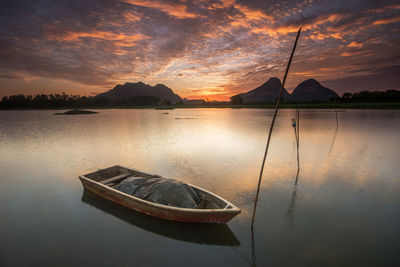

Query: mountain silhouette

[233,77,291,103]
[291,79,339,101]
[97,82,182,104]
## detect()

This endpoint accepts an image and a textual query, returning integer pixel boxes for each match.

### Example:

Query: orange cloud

[291,71,320,77]
[223,3,276,32]
[48,30,147,46]
[347,41,363,48]
[234,3,273,21]
[372,16,400,25]
[316,14,342,25]
[122,0,198,19]
[251,24,301,37]
[252,14,342,37]
[208,0,235,10]
[367,4,400,13]
[307,32,343,40]
[230,17,251,29]
[340,50,368,57]
[123,12,141,22]
[319,66,358,72]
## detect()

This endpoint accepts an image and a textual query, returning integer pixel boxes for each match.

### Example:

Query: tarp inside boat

[113,177,202,208]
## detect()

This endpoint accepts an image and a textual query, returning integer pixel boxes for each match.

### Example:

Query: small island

[54,109,98,115]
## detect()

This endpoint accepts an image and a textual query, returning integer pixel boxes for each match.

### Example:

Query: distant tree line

[230,95,244,104]
[0,93,161,109]
[341,90,400,102]
[229,89,400,104]
[1,89,400,109]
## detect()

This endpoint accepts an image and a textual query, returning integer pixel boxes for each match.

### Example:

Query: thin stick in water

[251,27,302,228]
[334,97,339,128]
[291,117,298,146]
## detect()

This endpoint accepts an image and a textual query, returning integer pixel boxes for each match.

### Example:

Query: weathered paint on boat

[79,165,241,223]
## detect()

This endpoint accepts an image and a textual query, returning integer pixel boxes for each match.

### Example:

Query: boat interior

[83,166,232,210]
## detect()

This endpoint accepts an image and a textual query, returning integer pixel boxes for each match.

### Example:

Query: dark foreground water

[0,109,399,266]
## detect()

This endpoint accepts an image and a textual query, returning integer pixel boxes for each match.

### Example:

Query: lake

[0,109,399,266]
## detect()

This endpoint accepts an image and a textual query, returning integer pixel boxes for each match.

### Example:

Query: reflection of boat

[79,165,241,223]
[81,189,240,246]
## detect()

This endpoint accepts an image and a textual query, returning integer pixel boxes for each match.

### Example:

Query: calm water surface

[0,109,399,266]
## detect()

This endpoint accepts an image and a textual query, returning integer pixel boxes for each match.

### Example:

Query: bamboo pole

[291,118,297,144]
[291,104,300,184]
[291,105,300,173]
[251,27,302,228]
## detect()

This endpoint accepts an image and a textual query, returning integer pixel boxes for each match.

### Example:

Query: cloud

[46,29,147,45]
[0,0,399,98]
[347,41,363,48]
[122,0,199,18]
[372,16,400,25]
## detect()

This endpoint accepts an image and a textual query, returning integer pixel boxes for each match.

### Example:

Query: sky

[0,0,399,100]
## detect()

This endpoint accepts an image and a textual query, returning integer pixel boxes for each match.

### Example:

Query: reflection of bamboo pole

[291,107,300,173]
[231,228,257,266]
[334,97,339,128]
[251,27,302,229]
[296,103,300,173]
[251,228,256,267]
[335,108,339,128]
[286,169,300,230]
[285,179,298,218]
[328,125,339,155]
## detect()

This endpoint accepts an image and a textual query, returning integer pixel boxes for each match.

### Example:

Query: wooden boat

[79,165,241,223]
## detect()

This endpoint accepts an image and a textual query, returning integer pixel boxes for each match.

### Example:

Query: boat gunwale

[79,165,241,214]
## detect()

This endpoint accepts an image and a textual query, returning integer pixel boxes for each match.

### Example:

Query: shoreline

[1,102,400,110]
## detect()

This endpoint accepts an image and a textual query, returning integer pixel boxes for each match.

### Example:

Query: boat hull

[79,170,240,223]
